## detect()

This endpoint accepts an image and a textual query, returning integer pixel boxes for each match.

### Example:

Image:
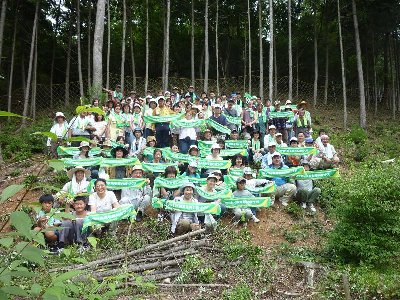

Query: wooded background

[0,0,400,128]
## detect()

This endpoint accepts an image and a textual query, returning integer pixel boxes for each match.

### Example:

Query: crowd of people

[37,85,340,253]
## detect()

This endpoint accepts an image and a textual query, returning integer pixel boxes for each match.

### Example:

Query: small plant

[284,202,302,219]
[348,125,367,145]
[223,284,253,300]
[9,168,22,177]
[176,255,215,284]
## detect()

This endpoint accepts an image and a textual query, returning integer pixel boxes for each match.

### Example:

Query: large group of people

[37,85,340,253]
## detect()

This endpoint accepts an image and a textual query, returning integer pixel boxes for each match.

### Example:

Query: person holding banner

[69,111,95,147]
[263,125,277,148]
[88,178,120,215]
[261,142,277,169]
[144,99,157,138]
[295,160,320,212]
[178,110,198,154]
[197,174,225,223]
[106,103,126,142]
[170,182,201,234]
[311,134,340,170]
[55,166,91,206]
[181,161,201,178]
[47,112,69,158]
[232,177,260,224]
[129,127,146,158]
[153,96,173,148]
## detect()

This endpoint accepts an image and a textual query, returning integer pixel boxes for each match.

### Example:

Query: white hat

[189,145,199,151]
[189,161,198,168]
[79,141,91,149]
[290,137,298,142]
[285,99,292,105]
[243,167,253,175]
[211,144,221,150]
[207,174,218,180]
[268,125,276,130]
[272,152,281,158]
[180,182,196,192]
[275,132,282,136]
[55,112,65,119]
[156,96,165,102]
[214,104,222,109]
[67,166,91,180]
[268,142,277,147]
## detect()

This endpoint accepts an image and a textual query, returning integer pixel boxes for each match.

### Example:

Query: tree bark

[390,36,396,119]
[324,46,329,105]
[106,0,110,90]
[164,0,170,91]
[120,0,127,92]
[0,0,7,71]
[30,23,38,119]
[372,36,378,116]
[92,0,106,96]
[243,33,247,92]
[50,0,61,109]
[65,25,72,106]
[268,0,273,101]
[288,0,292,100]
[21,1,39,127]
[259,0,263,100]
[204,0,209,93]
[7,7,17,114]
[337,0,347,128]
[351,0,366,128]
[130,22,136,90]
[274,34,277,99]
[215,0,219,95]
[191,0,195,87]
[247,0,251,94]
[145,0,149,93]
[313,9,318,107]
[77,0,84,98]
[87,0,92,91]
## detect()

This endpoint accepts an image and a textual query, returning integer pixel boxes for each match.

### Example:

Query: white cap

[243,167,253,175]
[285,99,292,105]
[268,142,277,147]
[55,112,65,119]
[268,125,276,130]
[272,152,281,158]
[211,144,221,150]
[290,137,298,142]
[275,132,282,136]
[214,104,222,109]
[189,161,198,168]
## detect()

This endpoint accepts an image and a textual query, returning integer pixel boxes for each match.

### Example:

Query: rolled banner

[269,111,294,119]
[228,168,245,177]
[63,157,102,168]
[258,166,305,178]
[225,140,249,149]
[200,148,247,158]
[198,140,215,150]
[223,114,242,126]
[82,204,137,233]
[206,118,232,134]
[170,118,206,128]
[195,187,232,200]
[276,146,318,156]
[164,200,221,215]
[295,168,340,180]
[197,158,232,170]
[222,197,272,209]
[152,197,165,209]
[57,146,102,157]
[180,176,207,185]
[223,175,276,194]
[100,157,140,167]
[154,177,190,189]
[141,162,178,173]
[143,113,184,124]
[164,151,194,163]
[87,178,147,192]
[102,148,112,157]
[142,147,173,158]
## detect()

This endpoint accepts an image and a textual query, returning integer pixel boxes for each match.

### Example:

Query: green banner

[223,114,242,125]
[88,178,147,192]
[141,162,178,173]
[206,118,231,134]
[63,157,102,167]
[225,140,249,149]
[100,157,140,167]
[142,147,172,158]
[102,148,112,157]
[258,166,305,178]
[276,146,318,156]
[57,146,102,157]
[222,197,272,209]
[197,159,232,169]
[197,140,215,150]
[154,177,189,189]
[200,148,247,158]
[195,187,232,200]
[82,204,137,233]
[295,168,340,180]
[143,113,184,124]
[152,198,221,215]
[269,111,294,119]
[164,151,193,163]
[228,168,244,177]
[223,175,276,194]
[170,118,205,128]
[181,176,207,185]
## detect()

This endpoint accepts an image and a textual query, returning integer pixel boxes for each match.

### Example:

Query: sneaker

[252,215,260,223]
[301,202,307,209]
[281,199,289,207]
[157,213,164,222]
[309,204,316,212]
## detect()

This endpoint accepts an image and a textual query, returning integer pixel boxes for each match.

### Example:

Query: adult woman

[231,154,245,169]
[56,166,91,206]
[286,137,302,167]
[73,141,92,159]
[249,130,263,163]
[181,161,200,178]
[47,112,69,158]
[158,166,180,200]
[88,178,120,213]
[122,103,134,146]
[91,113,107,143]
[178,110,198,154]
[129,127,146,158]
[144,99,157,138]
[107,103,125,141]
[107,146,129,180]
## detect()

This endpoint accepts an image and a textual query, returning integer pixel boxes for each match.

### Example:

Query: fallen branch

[157,283,231,288]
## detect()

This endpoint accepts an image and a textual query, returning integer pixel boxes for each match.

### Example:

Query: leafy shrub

[348,125,367,145]
[353,144,369,162]
[223,284,253,300]
[325,162,400,267]
[176,255,215,284]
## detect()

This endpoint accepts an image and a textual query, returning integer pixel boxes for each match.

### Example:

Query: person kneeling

[232,177,260,225]
[295,160,321,212]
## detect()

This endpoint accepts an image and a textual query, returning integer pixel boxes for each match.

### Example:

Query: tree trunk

[247,0,251,93]
[259,0,263,100]
[0,0,7,71]
[337,0,347,128]
[313,11,318,107]
[65,25,72,106]
[77,0,84,98]
[268,0,273,101]
[324,46,329,105]
[204,0,209,93]
[130,24,136,90]
[92,0,106,96]
[215,0,219,95]
[7,8,17,114]
[351,0,366,128]
[87,0,92,91]
[31,23,38,119]
[145,0,149,93]
[390,36,396,119]
[21,1,39,127]
[288,0,292,100]
[164,0,170,91]
[296,46,299,100]
[106,0,110,90]
[191,0,195,87]
[274,35,277,99]
[50,0,61,109]
[21,54,26,97]
[243,33,247,92]
[120,0,127,92]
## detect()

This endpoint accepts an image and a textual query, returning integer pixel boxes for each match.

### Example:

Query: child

[232,177,260,224]
[295,159,320,212]
[34,194,61,250]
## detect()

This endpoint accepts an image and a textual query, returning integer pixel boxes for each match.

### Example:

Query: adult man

[209,104,228,139]
[261,142,277,168]
[223,99,239,131]
[241,100,257,135]
[69,112,95,147]
[120,165,152,221]
[293,109,311,137]
[153,96,173,148]
[275,132,287,147]
[271,101,288,142]
[311,134,340,169]
[295,159,320,212]
[269,152,297,206]
[255,103,267,146]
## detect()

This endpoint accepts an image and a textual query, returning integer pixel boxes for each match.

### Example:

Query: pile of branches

[53,229,208,283]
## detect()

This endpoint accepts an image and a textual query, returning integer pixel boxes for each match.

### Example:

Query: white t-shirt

[88,190,118,213]
[92,120,107,137]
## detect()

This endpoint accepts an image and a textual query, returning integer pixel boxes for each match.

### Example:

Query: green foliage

[9,168,22,177]
[325,162,400,267]
[348,125,367,145]
[176,255,215,284]
[0,184,24,203]
[222,284,254,300]
[284,202,303,219]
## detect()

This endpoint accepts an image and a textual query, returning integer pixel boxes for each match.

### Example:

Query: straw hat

[67,166,91,180]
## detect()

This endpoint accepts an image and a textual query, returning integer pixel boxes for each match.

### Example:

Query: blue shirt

[268,163,289,186]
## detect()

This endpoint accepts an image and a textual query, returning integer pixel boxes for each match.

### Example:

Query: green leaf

[52,212,76,220]
[9,260,23,270]
[61,248,71,257]
[42,286,66,300]
[66,136,91,143]
[52,270,83,284]
[0,110,32,119]
[0,286,29,297]
[10,211,32,240]
[32,131,58,141]
[87,236,97,249]
[30,283,42,296]
[30,229,46,246]
[0,184,24,203]
[0,237,13,248]
[15,242,44,266]
[71,257,87,264]
[76,106,105,115]
[0,270,37,279]
[48,160,66,172]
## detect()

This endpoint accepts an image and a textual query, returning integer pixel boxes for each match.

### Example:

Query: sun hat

[79,141,91,149]
[67,166,91,180]
[236,177,247,183]
[146,136,157,143]
[54,112,66,120]
[180,182,196,192]
[110,145,129,158]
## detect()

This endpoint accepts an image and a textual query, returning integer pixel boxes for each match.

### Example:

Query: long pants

[155,123,170,148]
[179,138,196,154]
[144,128,154,139]
[274,183,297,204]
[59,219,87,245]
[232,208,253,222]
[176,219,201,235]
[119,195,151,211]
[296,188,321,204]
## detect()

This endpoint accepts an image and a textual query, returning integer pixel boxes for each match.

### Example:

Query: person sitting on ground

[34,194,61,250]
[315,129,326,149]
[232,177,260,224]
[59,195,89,250]
[197,174,224,223]
[304,137,317,163]
[286,137,302,167]
[88,178,120,214]
[295,159,320,213]
[211,170,227,191]
[263,125,277,148]
[269,152,297,206]
[55,166,91,207]
[261,142,277,169]
[311,134,340,169]
[120,165,152,221]
[204,143,224,177]
[107,145,130,179]
[47,112,69,158]
[170,182,201,235]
